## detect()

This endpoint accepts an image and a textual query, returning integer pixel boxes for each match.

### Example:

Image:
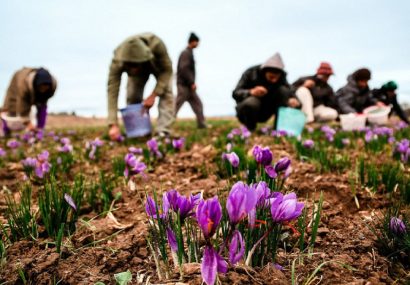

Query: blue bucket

[120,104,152,138]
[276,107,306,136]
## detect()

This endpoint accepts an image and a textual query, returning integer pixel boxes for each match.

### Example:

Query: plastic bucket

[276,107,306,136]
[120,104,152,138]
[363,105,391,125]
[339,113,367,131]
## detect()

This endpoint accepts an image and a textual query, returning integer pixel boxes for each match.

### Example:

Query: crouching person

[292,62,338,123]
[1,67,57,137]
[372,81,409,124]
[232,53,300,131]
[336,68,383,114]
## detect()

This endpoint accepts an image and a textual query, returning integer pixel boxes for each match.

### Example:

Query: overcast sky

[1,0,409,118]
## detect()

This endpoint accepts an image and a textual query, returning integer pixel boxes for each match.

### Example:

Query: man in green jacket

[107,33,174,140]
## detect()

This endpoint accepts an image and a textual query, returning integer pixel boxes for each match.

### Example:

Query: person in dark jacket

[336,68,382,114]
[292,62,338,123]
[233,53,300,131]
[372,81,409,124]
[1,67,57,137]
[175,32,206,128]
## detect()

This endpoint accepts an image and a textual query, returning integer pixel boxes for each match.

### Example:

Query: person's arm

[107,59,123,125]
[232,69,253,103]
[178,50,195,86]
[36,104,47,129]
[391,95,410,124]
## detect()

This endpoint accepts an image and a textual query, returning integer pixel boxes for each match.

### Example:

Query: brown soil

[0,115,408,284]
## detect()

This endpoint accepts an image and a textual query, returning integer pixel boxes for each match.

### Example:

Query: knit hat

[382,81,398,90]
[34,68,52,87]
[353,68,371,81]
[316,62,334,75]
[188,32,199,43]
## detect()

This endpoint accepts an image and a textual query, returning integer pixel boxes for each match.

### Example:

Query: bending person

[1,67,56,137]
[107,33,174,140]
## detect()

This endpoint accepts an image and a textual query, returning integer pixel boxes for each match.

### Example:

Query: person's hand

[143,92,157,110]
[288,98,300,108]
[376,101,386,107]
[303,79,315,89]
[26,122,37,132]
[191,83,197,91]
[250,86,268,97]
[108,124,121,141]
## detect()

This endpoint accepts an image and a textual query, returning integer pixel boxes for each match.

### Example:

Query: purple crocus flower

[270,192,304,223]
[91,138,104,147]
[58,143,73,153]
[124,153,146,178]
[7,139,21,149]
[251,181,271,207]
[36,130,44,141]
[274,157,291,173]
[342,138,350,146]
[396,139,409,154]
[388,137,395,144]
[222,152,240,168]
[128,146,143,155]
[264,165,278,179]
[226,143,232,152]
[37,150,49,162]
[166,227,178,252]
[172,138,185,150]
[0,148,6,157]
[166,189,201,220]
[64,193,77,211]
[389,217,406,235]
[365,131,375,142]
[145,194,169,219]
[60,137,71,145]
[201,245,228,285]
[196,197,222,239]
[302,139,314,149]
[226,182,257,224]
[21,157,37,168]
[147,138,162,158]
[229,230,245,265]
[252,145,273,166]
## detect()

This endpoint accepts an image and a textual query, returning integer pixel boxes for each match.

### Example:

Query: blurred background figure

[107,32,174,140]
[372,81,409,124]
[293,62,338,123]
[1,67,57,137]
[233,53,300,131]
[336,68,383,114]
[175,32,207,129]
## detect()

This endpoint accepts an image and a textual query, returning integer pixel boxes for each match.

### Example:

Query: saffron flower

[6,139,21,149]
[34,151,51,179]
[229,230,245,264]
[270,192,304,223]
[166,189,201,220]
[201,245,228,285]
[128,146,143,155]
[172,138,185,150]
[145,194,169,219]
[147,138,162,158]
[226,182,257,224]
[274,157,291,173]
[64,193,77,211]
[222,152,239,168]
[196,197,222,239]
[124,153,146,178]
[302,139,314,149]
[252,145,273,166]
[390,217,406,235]
[166,227,178,252]
[264,165,277,179]
[0,148,6,157]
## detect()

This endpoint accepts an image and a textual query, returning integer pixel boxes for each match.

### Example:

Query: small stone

[182,263,201,275]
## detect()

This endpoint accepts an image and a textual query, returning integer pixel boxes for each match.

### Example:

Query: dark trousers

[175,84,206,127]
[236,96,279,131]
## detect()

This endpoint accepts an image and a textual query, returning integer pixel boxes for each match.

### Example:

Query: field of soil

[0,115,409,284]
